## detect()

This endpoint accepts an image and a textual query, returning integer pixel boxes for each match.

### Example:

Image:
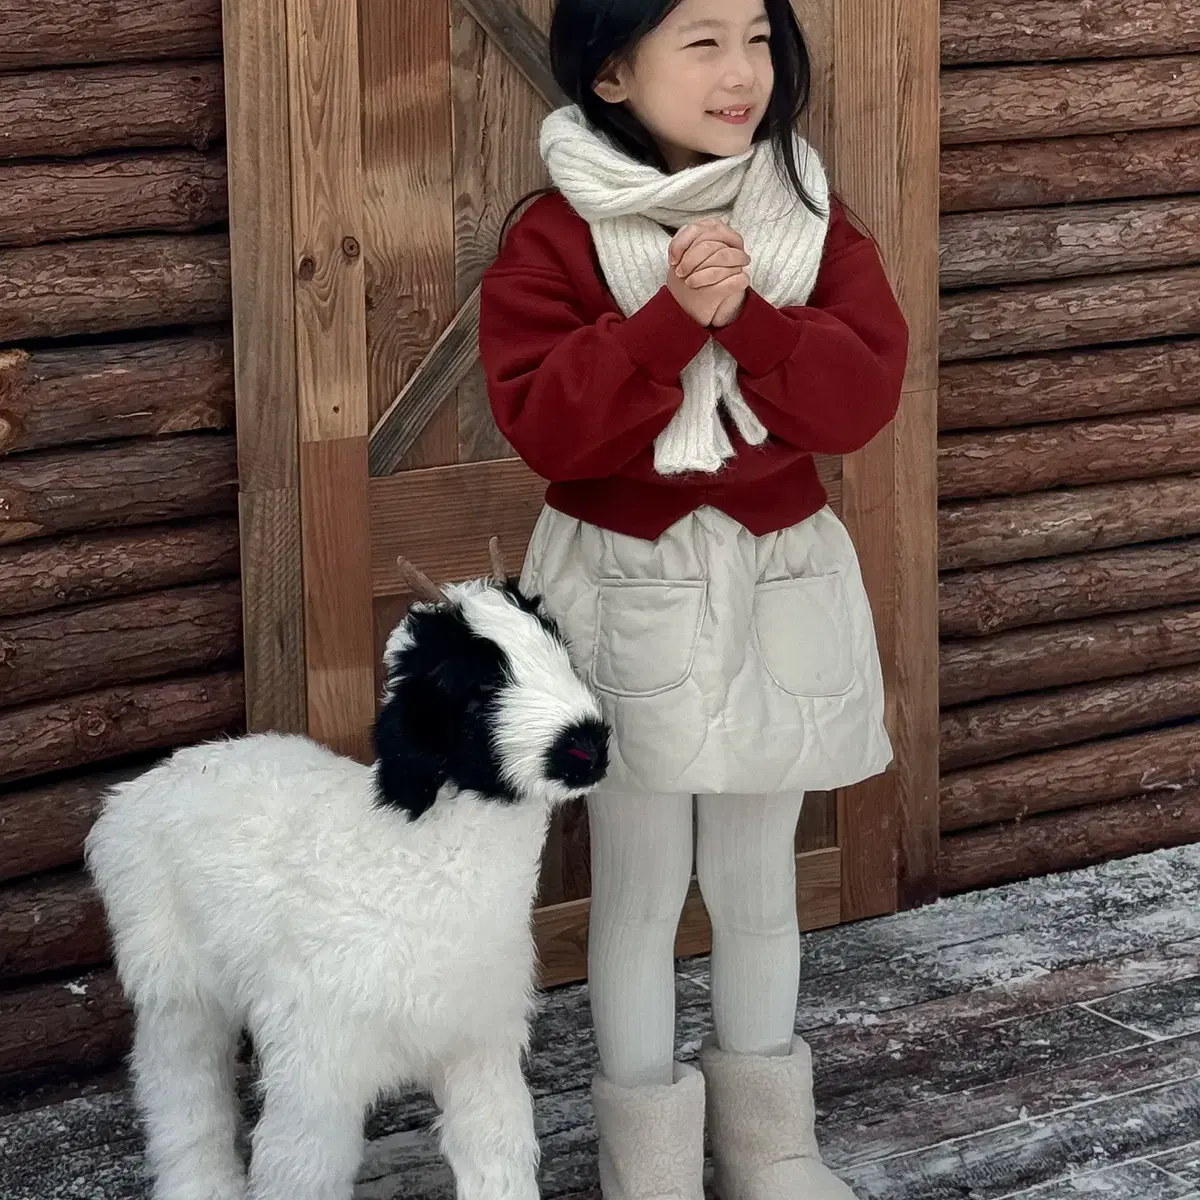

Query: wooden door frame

[223,0,940,950]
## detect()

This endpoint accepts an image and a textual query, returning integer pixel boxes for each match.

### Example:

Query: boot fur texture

[700,1036,858,1200]
[591,1063,706,1200]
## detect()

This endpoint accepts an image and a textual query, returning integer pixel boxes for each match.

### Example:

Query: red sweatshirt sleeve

[712,201,909,455]
[480,206,710,482]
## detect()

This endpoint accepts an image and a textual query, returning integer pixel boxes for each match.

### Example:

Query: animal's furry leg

[246,1050,370,1200]
[436,1040,540,1200]
[131,997,245,1200]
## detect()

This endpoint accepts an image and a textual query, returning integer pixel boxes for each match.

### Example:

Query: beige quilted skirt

[520,503,892,796]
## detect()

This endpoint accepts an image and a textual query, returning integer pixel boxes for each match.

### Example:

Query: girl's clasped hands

[666,217,750,328]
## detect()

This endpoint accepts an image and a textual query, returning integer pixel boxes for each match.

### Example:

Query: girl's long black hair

[549,0,823,215]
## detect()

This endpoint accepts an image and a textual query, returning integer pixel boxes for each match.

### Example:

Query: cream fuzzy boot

[591,1063,707,1200]
[700,1036,858,1200]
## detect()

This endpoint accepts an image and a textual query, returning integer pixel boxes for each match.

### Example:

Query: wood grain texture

[940,197,1200,290]
[798,791,838,852]
[0,873,107,981]
[285,0,368,445]
[938,475,1200,571]
[0,580,243,710]
[0,0,222,71]
[299,438,375,763]
[940,789,1200,894]
[940,55,1200,145]
[0,60,225,160]
[891,0,940,908]
[938,339,1200,431]
[359,0,457,467]
[283,0,375,755]
[941,128,1200,214]
[533,848,841,988]
[238,489,306,735]
[370,454,842,596]
[0,969,130,1093]
[0,669,244,787]
[940,663,1200,772]
[940,540,1200,638]
[0,519,239,621]
[223,0,306,734]
[940,265,1200,361]
[452,0,553,463]
[831,0,901,923]
[0,233,231,344]
[368,287,481,476]
[791,0,835,165]
[0,150,227,249]
[939,410,1200,499]
[940,0,1200,65]
[0,335,234,457]
[941,723,1200,832]
[0,435,238,547]
[940,605,1200,707]
[457,0,564,107]
[0,767,146,883]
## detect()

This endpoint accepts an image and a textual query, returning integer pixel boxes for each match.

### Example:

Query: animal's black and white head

[373,562,609,820]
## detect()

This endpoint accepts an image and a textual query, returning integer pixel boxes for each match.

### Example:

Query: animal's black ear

[372,675,448,819]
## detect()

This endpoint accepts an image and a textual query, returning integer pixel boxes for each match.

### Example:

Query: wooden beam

[457,0,563,107]
[938,411,1200,500]
[940,539,1200,639]
[284,0,376,761]
[223,0,306,734]
[940,56,1200,146]
[941,128,1200,214]
[832,0,900,922]
[368,285,481,476]
[940,197,1200,290]
[940,0,1200,67]
[940,605,1200,708]
[940,723,1200,833]
[891,0,940,910]
[939,787,1200,895]
[534,848,841,989]
[938,339,1200,432]
[0,0,223,71]
[369,0,561,475]
[0,60,225,160]
[938,475,1200,571]
[940,265,1200,361]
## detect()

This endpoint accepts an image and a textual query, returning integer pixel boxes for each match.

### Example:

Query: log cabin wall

[936,1,1200,894]
[0,0,242,1094]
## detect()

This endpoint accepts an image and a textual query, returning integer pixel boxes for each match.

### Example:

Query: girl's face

[594,0,775,173]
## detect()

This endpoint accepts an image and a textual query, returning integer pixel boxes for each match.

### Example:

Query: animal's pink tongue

[568,748,591,761]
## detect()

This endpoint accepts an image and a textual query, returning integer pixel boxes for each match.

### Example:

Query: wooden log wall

[937,1,1200,895]
[0,0,240,1096]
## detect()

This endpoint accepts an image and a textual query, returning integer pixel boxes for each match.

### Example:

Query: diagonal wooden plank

[457,0,562,107]
[368,284,480,476]
[369,0,558,475]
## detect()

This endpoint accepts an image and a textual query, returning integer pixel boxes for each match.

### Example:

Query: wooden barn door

[224,0,939,983]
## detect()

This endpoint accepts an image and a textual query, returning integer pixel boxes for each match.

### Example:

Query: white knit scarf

[540,105,830,475]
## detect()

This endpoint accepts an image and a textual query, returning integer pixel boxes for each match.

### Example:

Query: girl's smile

[592,0,776,172]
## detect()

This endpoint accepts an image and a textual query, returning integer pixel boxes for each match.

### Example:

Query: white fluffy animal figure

[85,541,610,1200]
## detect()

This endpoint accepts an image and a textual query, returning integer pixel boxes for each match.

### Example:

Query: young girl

[480,1,908,1197]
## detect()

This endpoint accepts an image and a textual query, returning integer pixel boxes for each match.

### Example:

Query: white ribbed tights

[586,791,804,1088]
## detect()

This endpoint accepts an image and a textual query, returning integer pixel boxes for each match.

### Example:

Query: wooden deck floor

[3,843,1200,1199]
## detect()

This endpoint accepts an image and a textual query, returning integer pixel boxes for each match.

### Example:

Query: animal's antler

[488,537,509,583]
[396,556,446,604]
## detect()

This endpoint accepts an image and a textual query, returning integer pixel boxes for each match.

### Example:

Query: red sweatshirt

[480,191,909,540]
